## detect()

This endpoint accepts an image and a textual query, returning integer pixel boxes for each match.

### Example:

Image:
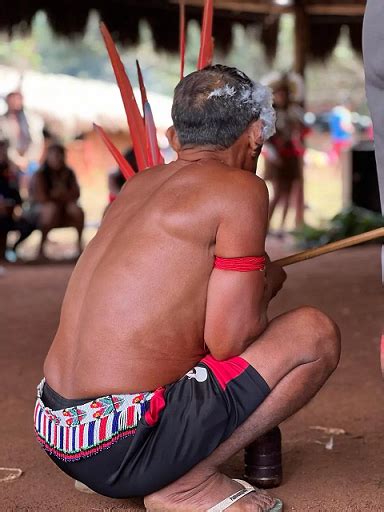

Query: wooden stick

[275,227,384,267]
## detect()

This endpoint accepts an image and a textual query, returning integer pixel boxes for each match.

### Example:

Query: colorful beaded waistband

[34,379,154,461]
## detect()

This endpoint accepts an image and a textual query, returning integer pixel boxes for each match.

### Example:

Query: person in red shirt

[264,77,307,233]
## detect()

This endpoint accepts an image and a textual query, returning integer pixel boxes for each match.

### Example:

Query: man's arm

[204,173,286,360]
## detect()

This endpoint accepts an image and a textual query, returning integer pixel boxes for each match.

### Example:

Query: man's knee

[298,306,341,371]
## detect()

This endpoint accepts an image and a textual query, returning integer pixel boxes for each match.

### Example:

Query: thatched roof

[0,1,366,61]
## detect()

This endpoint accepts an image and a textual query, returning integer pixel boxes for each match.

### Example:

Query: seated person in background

[0,139,22,260]
[107,148,138,204]
[29,143,84,258]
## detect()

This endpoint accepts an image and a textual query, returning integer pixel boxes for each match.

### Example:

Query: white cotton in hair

[208,84,236,98]
[235,69,248,80]
[240,88,252,101]
[238,82,276,140]
[207,78,276,141]
[250,82,276,141]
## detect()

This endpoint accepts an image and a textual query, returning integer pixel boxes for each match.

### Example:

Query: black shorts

[37,355,270,498]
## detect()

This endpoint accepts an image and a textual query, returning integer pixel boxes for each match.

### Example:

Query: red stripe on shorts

[201,354,249,391]
[144,387,166,427]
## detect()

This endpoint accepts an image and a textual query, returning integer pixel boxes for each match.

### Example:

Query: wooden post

[294,0,308,80]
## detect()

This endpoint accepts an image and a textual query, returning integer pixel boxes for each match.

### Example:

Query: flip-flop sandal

[207,478,283,512]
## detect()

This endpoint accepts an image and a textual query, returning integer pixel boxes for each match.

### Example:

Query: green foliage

[292,207,384,249]
[0,31,41,68]
[32,11,111,79]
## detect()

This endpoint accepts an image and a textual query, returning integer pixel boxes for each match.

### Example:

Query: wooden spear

[275,227,384,267]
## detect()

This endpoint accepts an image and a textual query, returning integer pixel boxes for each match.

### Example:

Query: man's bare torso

[44,159,255,398]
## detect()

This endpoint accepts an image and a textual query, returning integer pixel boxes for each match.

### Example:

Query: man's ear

[248,120,264,153]
[166,126,181,152]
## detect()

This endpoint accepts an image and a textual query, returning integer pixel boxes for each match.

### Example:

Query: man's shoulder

[218,167,268,203]
[201,166,269,226]
[226,167,266,187]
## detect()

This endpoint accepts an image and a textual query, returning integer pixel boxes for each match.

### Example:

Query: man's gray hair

[172,65,276,149]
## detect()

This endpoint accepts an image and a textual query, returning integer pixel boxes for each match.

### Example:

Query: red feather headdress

[96,1,215,181]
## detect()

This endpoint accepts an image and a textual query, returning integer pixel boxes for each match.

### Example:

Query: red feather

[93,123,136,180]
[197,0,214,70]
[144,102,164,166]
[137,59,163,166]
[100,23,148,171]
[136,60,148,112]
[179,0,186,79]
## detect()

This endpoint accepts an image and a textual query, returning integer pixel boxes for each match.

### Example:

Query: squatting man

[34,65,340,512]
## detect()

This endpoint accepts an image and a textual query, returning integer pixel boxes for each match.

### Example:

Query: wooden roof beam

[169,1,365,17]
[168,0,290,15]
[306,4,365,16]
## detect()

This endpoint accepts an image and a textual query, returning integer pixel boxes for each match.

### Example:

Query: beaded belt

[34,379,154,461]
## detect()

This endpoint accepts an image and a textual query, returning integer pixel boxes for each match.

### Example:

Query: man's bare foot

[145,472,277,511]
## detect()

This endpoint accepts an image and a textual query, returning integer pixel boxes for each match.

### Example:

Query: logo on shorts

[186,367,208,382]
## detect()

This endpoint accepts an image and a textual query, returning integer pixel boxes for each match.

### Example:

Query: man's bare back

[44,157,267,398]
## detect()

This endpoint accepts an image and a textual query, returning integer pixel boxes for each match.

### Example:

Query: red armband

[214,256,266,272]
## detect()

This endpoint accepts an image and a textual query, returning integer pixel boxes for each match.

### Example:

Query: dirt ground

[1,241,383,511]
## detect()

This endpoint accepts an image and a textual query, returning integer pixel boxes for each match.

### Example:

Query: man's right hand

[265,261,286,300]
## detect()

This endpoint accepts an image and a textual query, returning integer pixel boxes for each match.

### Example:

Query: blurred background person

[263,73,306,234]
[328,98,355,164]
[29,143,84,258]
[0,91,44,180]
[0,139,22,260]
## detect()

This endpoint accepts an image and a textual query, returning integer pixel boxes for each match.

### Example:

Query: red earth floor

[1,243,383,511]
